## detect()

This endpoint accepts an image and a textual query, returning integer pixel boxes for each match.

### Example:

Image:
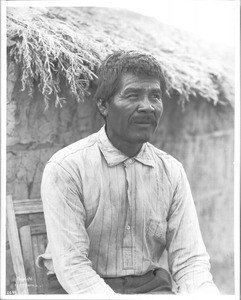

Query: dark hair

[93,50,167,103]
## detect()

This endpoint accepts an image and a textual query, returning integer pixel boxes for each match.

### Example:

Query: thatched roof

[7,6,234,108]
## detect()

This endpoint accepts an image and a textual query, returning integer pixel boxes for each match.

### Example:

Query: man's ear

[96,98,108,118]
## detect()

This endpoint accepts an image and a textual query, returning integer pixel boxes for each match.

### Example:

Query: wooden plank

[30,224,47,236]
[32,235,45,294]
[6,195,29,294]
[37,234,48,294]
[19,226,38,294]
[13,198,43,215]
[28,213,45,226]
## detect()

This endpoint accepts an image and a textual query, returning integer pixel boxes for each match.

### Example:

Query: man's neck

[112,140,142,158]
[105,129,143,158]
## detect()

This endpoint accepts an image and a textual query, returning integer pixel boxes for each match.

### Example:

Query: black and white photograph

[1,0,240,299]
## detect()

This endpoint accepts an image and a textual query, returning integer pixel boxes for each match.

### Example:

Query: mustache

[131,115,157,124]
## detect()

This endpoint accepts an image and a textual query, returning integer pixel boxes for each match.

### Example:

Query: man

[37,50,219,294]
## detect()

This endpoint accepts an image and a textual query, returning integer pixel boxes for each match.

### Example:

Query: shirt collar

[98,126,155,168]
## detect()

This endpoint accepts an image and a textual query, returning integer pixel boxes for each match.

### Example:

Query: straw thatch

[7,6,234,108]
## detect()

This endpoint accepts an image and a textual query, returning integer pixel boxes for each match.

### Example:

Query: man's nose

[137,96,155,112]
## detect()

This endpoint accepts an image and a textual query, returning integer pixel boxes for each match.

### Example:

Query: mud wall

[153,97,234,294]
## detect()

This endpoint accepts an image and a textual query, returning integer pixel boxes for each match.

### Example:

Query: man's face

[105,73,163,146]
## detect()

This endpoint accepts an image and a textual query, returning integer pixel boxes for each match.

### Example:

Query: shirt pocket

[146,218,167,245]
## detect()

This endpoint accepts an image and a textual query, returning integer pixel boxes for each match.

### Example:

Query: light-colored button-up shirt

[37,126,218,294]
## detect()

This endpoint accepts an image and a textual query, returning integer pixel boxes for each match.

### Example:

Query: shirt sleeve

[166,164,220,294]
[41,161,115,294]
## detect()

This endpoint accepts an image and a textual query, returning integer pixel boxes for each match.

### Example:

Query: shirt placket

[122,158,136,270]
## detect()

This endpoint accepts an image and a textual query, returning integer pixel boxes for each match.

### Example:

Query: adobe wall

[6,62,234,293]
[153,97,234,293]
[7,62,102,200]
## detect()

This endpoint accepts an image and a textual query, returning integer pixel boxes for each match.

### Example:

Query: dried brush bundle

[7,10,102,108]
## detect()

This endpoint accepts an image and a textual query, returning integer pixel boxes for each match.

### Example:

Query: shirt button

[126,225,131,230]
[127,159,134,165]
[124,159,134,167]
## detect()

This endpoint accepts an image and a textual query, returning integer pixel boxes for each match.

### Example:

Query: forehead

[118,73,161,91]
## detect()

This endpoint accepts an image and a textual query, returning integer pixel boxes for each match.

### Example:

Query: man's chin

[127,126,156,144]
[132,134,152,144]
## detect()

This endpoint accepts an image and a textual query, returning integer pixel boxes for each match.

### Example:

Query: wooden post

[19,226,37,294]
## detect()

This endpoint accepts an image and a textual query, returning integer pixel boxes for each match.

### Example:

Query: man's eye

[126,94,139,99]
[151,94,162,101]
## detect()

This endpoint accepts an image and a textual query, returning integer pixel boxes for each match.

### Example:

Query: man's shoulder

[49,131,99,164]
[147,143,183,189]
[148,143,182,179]
[147,143,182,168]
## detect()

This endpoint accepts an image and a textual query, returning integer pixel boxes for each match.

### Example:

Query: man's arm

[166,164,219,294]
[41,161,115,294]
